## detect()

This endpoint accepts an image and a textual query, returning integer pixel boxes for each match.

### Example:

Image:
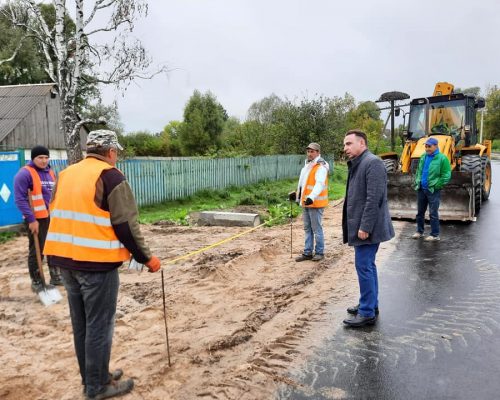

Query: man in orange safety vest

[14,145,61,292]
[289,142,330,262]
[44,130,161,400]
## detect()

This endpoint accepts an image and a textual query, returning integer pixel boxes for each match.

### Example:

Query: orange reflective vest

[44,157,131,263]
[24,166,56,219]
[302,163,328,208]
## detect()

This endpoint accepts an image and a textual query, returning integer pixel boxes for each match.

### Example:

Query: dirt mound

[192,251,244,279]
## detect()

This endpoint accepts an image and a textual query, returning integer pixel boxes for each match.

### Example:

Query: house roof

[0,83,56,143]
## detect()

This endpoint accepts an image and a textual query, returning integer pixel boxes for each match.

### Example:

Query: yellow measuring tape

[164,216,279,265]
[161,198,344,266]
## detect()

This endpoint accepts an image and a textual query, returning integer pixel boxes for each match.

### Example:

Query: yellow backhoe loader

[380,82,492,221]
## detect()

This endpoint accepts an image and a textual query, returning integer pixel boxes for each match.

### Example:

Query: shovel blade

[37,286,63,307]
[128,258,145,272]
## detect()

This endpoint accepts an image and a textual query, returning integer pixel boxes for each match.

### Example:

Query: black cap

[31,145,50,160]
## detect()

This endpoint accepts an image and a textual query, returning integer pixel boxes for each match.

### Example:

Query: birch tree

[0,0,165,163]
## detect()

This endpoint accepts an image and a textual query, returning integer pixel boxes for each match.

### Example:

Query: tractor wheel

[383,159,398,173]
[481,155,492,201]
[461,155,482,214]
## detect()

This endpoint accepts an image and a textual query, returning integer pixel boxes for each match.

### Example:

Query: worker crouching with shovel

[44,130,161,400]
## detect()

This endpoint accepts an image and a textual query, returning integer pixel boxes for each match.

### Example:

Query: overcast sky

[100,0,500,133]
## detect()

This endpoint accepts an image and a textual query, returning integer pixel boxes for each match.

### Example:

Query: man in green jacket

[412,137,451,241]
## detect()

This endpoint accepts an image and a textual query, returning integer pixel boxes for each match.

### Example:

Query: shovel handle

[28,190,47,287]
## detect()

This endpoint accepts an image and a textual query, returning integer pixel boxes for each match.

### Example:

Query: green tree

[0,10,47,85]
[346,101,384,152]
[1,0,164,163]
[179,90,227,155]
[0,2,98,106]
[355,101,381,120]
[454,86,481,97]
[247,93,283,124]
[240,120,274,156]
[324,94,357,158]
[484,86,500,140]
[161,121,183,156]
[267,93,356,158]
[219,117,274,156]
[0,2,78,85]
[118,131,168,157]
[220,117,243,152]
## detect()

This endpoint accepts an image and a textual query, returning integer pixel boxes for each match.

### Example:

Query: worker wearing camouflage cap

[44,129,161,399]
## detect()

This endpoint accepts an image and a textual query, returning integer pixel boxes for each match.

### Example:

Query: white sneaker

[411,232,423,239]
[424,235,440,242]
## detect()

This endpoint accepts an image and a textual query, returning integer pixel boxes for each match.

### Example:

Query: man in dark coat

[342,130,395,327]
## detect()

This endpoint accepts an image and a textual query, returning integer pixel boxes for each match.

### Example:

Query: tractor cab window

[428,100,466,138]
[408,104,426,140]
[408,100,466,142]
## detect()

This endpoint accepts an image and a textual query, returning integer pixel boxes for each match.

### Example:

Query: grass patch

[0,231,16,244]
[139,163,348,225]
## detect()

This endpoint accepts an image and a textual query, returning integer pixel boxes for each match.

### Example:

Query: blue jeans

[416,188,441,237]
[303,207,325,256]
[354,243,380,318]
[60,268,119,398]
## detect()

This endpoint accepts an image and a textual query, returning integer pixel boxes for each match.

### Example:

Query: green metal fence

[121,155,303,206]
[49,154,334,207]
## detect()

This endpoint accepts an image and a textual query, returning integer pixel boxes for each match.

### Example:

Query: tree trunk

[61,99,83,164]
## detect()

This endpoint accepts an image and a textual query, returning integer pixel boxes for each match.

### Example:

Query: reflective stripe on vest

[302,163,328,208]
[46,232,124,250]
[24,166,55,219]
[43,157,130,263]
[50,209,112,227]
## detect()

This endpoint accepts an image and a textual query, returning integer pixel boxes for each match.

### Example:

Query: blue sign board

[0,151,23,226]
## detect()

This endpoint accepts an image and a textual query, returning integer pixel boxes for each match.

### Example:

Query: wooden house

[0,83,87,158]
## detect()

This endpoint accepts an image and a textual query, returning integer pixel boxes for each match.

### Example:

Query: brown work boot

[83,369,124,394]
[86,379,134,400]
[295,254,313,262]
[109,369,123,382]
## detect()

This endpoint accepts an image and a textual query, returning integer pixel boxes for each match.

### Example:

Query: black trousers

[60,268,119,397]
[26,217,54,282]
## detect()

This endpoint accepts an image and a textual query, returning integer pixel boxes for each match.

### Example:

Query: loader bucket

[387,171,475,221]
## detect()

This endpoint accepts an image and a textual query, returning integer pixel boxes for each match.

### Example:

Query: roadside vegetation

[139,163,348,226]
[491,139,500,152]
[0,232,16,244]
[117,85,500,161]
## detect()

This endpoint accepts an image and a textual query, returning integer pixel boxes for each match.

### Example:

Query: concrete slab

[192,211,260,227]
[0,223,22,233]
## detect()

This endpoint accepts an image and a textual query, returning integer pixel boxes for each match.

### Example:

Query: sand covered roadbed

[0,202,400,399]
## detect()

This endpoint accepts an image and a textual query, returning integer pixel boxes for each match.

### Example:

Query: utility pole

[390,99,395,150]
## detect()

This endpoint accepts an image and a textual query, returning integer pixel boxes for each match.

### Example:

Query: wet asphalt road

[278,161,500,400]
